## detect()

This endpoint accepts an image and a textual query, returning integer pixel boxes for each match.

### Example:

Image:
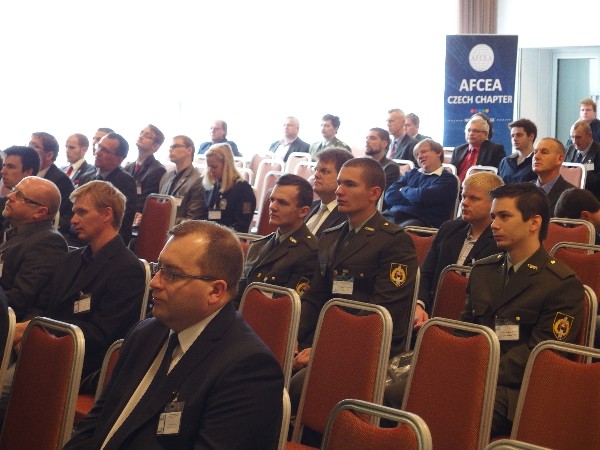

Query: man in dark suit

[64,220,283,450]
[236,174,318,307]
[79,133,137,245]
[10,180,145,394]
[62,133,95,187]
[124,124,166,216]
[565,119,600,199]
[29,132,75,233]
[0,176,67,321]
[451,117,506,182]
[532,137,575,214]
[197,120,241,156]
[304,148,354,237]
[269,116,310,161]
[386,108,419,164]
[459,183,582,436]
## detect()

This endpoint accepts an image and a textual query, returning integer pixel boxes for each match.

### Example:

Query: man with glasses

[304,148,354,237]
[64,221,283,450]
[79,133,137,245]
[451,116,506,182]
[91,127,114,152]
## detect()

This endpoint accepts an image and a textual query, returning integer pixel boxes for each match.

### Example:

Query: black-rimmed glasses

[150,262,217,282]
[10,188,45,207]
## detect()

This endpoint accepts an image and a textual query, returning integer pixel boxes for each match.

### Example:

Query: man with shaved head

[0,176,68,321]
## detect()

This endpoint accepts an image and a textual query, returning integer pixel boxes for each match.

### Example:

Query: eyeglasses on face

[149,262,217,282]
[10,188,45,207]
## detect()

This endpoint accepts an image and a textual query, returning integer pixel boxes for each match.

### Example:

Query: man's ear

[207,280,228,306]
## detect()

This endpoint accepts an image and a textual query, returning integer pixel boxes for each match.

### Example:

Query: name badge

[173,197,183,207]
[157,399,185,436]
[136,185,142,195]
[586,163,595,172]
[208,210,222,220]
[495,317,519,341]
[73,293,91,314]
[332,275,354,295]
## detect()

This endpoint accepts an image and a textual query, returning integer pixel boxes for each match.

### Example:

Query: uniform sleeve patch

[553,312,574,340]
[295,277,311,296]
[242,202,253,214]
[390,263,407,287]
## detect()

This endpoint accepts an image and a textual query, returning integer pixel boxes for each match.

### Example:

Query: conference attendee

[554,187,600,244]
[404,113,430,142]
[125,124,167,215]
[565,120,600,200]
[29,131,74,232]
[269,116,310,161]
[386,108,419,163]
[197,120,241,156]
[451,117,506,182]
[92,127,114,152]
[384,139,459,228]
[0,176,67,321]
[12,180,146,393]
[308,114,352,159]
[459,183,582,436]
[236,174,318,307]
[203,143,256,232]
[364,127,400,193]
[414,172,503,326]
[158,135,207,222]
[498,118,538,184]
[304,148,354,237]
[64,220,283,450]
[566,98,600,145]
[63,133,94,187]
[532,137,575,214]
[79,133,137,245]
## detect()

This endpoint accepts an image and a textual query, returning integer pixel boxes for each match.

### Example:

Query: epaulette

[545,257,578,280]
[301,233,319,251]
[380,220,402,235]
[473,253,504,266]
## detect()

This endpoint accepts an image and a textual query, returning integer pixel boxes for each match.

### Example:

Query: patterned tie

[576,151,584,163]
[388,139,399,159]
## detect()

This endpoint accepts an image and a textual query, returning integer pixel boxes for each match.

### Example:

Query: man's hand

[13,321,30,351]
[413,304,429,330]
[133,212,143,227]
[293,348,312,370]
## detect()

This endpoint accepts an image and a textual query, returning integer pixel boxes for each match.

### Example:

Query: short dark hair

[72,133,89,148]
[3,146,41,175]
[369,127,390,147]
[97,127,114,134]
[275,174,313,208]
[104,132,129,159]
[509,118,538,141]
[173,135,195,156]
[316,147,354,173]
[342,157,385,197]
[322,114,341,129]
[490,183,549,242]
[555,187,600,218]
[147,124,165,146]
[31,132,59,161]
[406,113,420,127]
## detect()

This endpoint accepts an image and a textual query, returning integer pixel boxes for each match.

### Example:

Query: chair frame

[560,162,587,189]
[548,218,595,246]
[239,282,300,389]
[321,398,433,450]
[284,152,311,174]
[139,259,152,320]
[431,264,472,320]
[279,388,291,450]
[465,165,499,178]
[485,439,550,449]
[291,299,393,443]
[402,317,500,450]
[94,339,123,401]
[0,307,15,387]
[1,317,85,449]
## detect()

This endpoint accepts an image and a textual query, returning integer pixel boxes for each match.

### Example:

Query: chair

[285,152,311,174]
[238,167,254,183]
[443,147,454,164]
[0,307,15,387]
[279,388,291,450]
[0,317,85,450]
[253,158,283,198]
[235,232,262,261]
[485,439,550,449]
[249,151,274,179]
[73,339,123,425]
[560,162,587,189]
[403,226,438,266]
[289,299,392,447]
[543,218,595,252]
[134,194,177,263]
[139,259,152,320]
[442,162,457,175]
[294,161,316,180]
[321,399,432,450]
[431,264,471,321]
[239,282,300,388]
[510,341,600,449]
[393,159,415,176]
[254,171,283,236]
[402,318,500,450]
[466,165,499,178]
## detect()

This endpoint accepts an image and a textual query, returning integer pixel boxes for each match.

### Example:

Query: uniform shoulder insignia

[288,236,298,244]
[303,233,319,250]
[473,253,504,266]
[381,221,402,235]
[546,258,577,280]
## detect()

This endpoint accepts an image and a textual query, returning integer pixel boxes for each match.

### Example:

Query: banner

[443,35,518,155]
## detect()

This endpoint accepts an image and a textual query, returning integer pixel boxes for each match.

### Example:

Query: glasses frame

[150,262,217,282]
[10,188,46,208]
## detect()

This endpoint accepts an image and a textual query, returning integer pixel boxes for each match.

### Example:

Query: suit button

[359,273,364,277]
[257,273,262,278]
[333,270,338,275]
[271,276,276,280]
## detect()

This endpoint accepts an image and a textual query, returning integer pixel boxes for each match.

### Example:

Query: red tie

[458,147,478,182]
[66,166,74,177]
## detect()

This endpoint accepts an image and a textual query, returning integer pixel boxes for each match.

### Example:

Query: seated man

[197,120,241,156]
[565,120,600,200]
[0,176,68,321]
[64,221,283,450]
[414,171,503,325]
[309,114,352,159]
[554,187,600,244]
[364,127,400,210]
[236,174,318,307]
[384,138,458,228]
[532,137,575,214]
[13,181,146,393]
[269,116,310,161]
[498,118,538,184]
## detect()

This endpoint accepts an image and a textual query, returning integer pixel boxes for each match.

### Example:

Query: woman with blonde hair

[203,143,256,232]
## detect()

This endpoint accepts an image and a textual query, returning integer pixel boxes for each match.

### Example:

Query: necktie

[576,152,584,163]
[66,166,74,177]
[459,147,478,181]
[342,229,356,249]
[388,139,399,159]
[307,203,328,234]
[158,333,180,377]
[504,266,514,287]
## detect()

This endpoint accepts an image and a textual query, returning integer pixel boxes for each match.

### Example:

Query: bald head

[21,176,61,218]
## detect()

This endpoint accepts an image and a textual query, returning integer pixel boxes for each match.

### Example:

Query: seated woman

[203,143,256,232]
[383,138,458,228]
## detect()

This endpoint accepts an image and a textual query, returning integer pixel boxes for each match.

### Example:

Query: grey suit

[158,165,207,221]
[269,138,310,161]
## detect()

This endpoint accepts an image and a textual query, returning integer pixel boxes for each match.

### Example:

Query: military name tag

[332,276,354,295]
[208,210,222,220]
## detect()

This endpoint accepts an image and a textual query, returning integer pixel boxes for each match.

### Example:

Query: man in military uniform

[235,174,318,307]
[459,183,583,436]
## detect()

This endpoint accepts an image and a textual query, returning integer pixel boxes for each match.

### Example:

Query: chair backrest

[253,159,283,194]
[135,194,177,263]
[393,159,415,176]
[544,218,595,252]
[511,341,600,449]
[404,226,438,266]
[577,285,597,351]
[443,148,454,164]
[485,439,551,449]
[235,232,262,261]
[292,299,392,443]
[550,242,600,297]
[321,399,433,450]
[560,162,587,188]
[0,317,85,450]
[449,172,462,218]
[279,388,291,450]
[239,282,300,389]
[285,152,311,174]
[95,339,123,400]
[139,259,152,320]
[442,163,457,175]
[249,151,273,176]
[238,167,254,183]
[255,172,284,236]
[293,161,316,180]
[466,165,499,178]
[403,318,500,450]
[0,307,15,387]
[431,264,471,320]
